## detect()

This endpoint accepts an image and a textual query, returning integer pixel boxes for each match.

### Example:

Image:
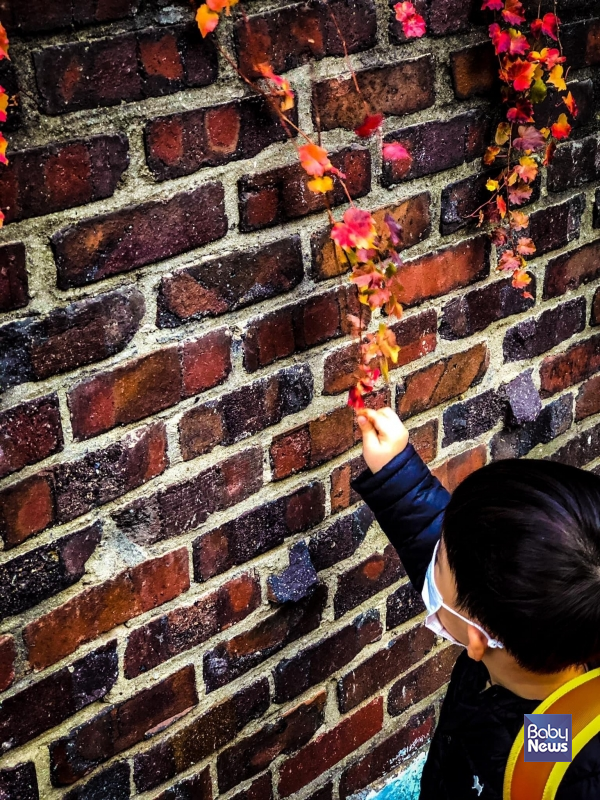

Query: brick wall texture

[0,0,599,798]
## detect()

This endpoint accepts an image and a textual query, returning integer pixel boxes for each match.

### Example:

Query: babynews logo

[524,714,572,763]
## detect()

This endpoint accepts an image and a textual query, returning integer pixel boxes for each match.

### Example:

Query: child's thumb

[357,414,380,450]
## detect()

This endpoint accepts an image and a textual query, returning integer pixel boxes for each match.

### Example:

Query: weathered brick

[267,542,319,604]
[547,136,600,193]
[450,41,497,100]
[382,110,488,186]
[543,239,600,299]
[313,57,434,132]
[114,448,263,546]
[306,785,333,800]
[49,665,198,786]
[52,184,227,289]
[576,374,600,421]
[34,24,217,115]
[504,370,542,425]
[69,329,230,440]
[311,193,431,281]
[388,647,459,717]
[0,242,27,312]
[539,334,600,397]
[0,642,117,753]
[308,505,373,571]
[230,773,273,800]
[491,395,573,460]
[0,474,55,549]
[204,584,328,693]
[133,680,269,793]
[0,763,39,800]
[0,523,101,620]
[386,582,426,630]
[234,0,377,76]
[2,0,141,33]
[63,762,130,800]
[503,297,586,362]
[334,544,404,618]
[153,768,211,800]
[23,548,189,671]
[338,624,435,712]
[324,309,437,394]
[338,706,435,799]
[238,147,370,231]
[124,571,261,678]
[562,17,600,69]
[274,609,382,703]
[330,454,367,513]
[0,286,144,391]
[278,696,383,797]
[0,635,15,692]
[0,394,63,478]
[393,0,479,39]
[157,237,303,328]
[548,421,600,468]
[146,95,296,181]
[526,195,585,257]
[593,287,600,324]
[442,390,504,446]
[432,444,488,492]
[396,342,488,419]
[0,135,128,224]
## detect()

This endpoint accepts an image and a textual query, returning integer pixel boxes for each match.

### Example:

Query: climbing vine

[0,23,10,227]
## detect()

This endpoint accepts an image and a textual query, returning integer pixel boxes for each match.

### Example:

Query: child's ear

[466,625,488,661]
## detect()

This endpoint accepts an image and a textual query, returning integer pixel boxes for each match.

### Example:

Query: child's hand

[356,407,409,474]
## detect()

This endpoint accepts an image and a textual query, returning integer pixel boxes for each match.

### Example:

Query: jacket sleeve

[351,443,451,592]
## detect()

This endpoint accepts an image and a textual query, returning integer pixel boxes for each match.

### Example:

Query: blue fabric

[367,752,428,800]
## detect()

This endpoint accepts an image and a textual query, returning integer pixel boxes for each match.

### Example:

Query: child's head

[440,458,600,674]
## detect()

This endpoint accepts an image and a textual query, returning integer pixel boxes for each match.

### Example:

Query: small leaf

[530,78,547,104]
[517,237,536,255]
[563,91,578,118]
[495,122,511,146]
[548,64,566,92]
[551,113,571,140]
[196,4,219,36]
[354,113,384,138]
[486,178,500,192]
[307,176,334,193]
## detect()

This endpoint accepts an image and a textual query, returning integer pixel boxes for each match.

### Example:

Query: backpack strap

[503,667,600,800]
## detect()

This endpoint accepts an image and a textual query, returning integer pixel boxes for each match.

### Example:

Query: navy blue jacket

[352,444,600,800]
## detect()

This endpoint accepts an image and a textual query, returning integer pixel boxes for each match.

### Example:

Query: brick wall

[0,1,599,798]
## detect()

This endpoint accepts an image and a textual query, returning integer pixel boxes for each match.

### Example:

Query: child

[353,407,600,800]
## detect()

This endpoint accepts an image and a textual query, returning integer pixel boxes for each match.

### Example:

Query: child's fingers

[356,413,381,452]
[362,408,397,439]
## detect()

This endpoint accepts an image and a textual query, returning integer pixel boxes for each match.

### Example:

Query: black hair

[443,458,600,674]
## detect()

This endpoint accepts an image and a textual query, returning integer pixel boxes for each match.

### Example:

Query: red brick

[219,689,327,793]
[124,572,261,678]
[409,419,439,464]
[278,696,383,797]
[49,665,198,786]
[338,624,435,712]
[2,0,141,33]
[334,543,404,618]
[562,17,600,68]
[324,309,437,394]
[388,646,460,716]
[311,193,431,281]
[313,57,434,132]
[330,455,367,512]
[239,147,370,231]
[450,42,497,100]
[0,242,27,312]
[146,95,296,181]
[158,238,303,327]
[576,374,600,421]
[133,679,269,793]
[432,444,487,492]
[397,342,488,419]
[52,183,227,289]
[540,334,600,397]
[0,763,38,800]
[234,0,377,77]
[0,636,15,692]
[0,394,62,478]
[23,548,189,671]
[0,135,128,224]
[34,24,217,115]
[543,239,600,299]
[0,474,55,549]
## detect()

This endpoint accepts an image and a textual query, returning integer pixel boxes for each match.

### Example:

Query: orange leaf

[298,143,331,177]
[0,24,8,60]
[484,146,501,165]
[0,134,8,166]
[551,113,571,140]
[307,176,334,194]
[509,210,529,230]
[207,0,239,12]
[563,91,578,118]
[517,237,536,255]
[196,4,219,36]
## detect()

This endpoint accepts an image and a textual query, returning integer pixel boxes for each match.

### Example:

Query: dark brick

[218,690,327,793]
[334,543,404,618]
[387,647,459,716]
[544,239,600,299]
[386,582,426,630]
[442,389,505,446]
[203,584,328,693]
[0,135,128,224]
[230,774,273,800]
[503,297,586,362]
[52,184,227,289]
[540,334,600,397]
[505,370,542,425]
[0,635,16,692]
[0,242,27,312]
[593,287,600,324]
[0,763,39,800]
[278,696,383,797]
[432,445,487,492]
[238,147,370,231]
[313,57,434,132]
[391,0,477,39]
[34,24,217,115]
[0,59,22,132]
[2,0,141,33]
[63,763,130,800]
[548,421,600,468]
[158,237,303,328]
[338,624,435,712]
[153,768,211,800]
[146,95,296,181]
[274,609,382,703]
[562,17,600,69]
[124,571,261,678]
[547,136,600,193]
[24,548,189,672]
[49,665,198,787]
[576,374,600,421]
[0,642,117,753]
[0,394,62,479]
[595,189,600,229]
[338,706,434,799]
[527,195,585,257]
[0,474,55,549]
[308,506,373,571]
[133,680,269,793]
[382,110,488,186]
[491,395,573,460]
[534,80,594,132]
[267,542,319,604]
[0,523,101,620]
[234,0,377,77]
[0,286,144,391]
[450,41,497,100]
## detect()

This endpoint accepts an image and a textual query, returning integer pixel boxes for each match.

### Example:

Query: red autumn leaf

[541,12,559,40]
[0,208,4,228]
[502,0,526,26]
[489,23,510,53]
[492,26,529,55]
[384,213,403,246]
[394,2,426,38]
[508,181,533,205]
[497,195,507,218]
[563,91,579,118]
[207,0,238,10]
[531,18,543,37]
[517,237,536,255]
[498,249,522,272]
[513,125,545,151]
[348,387,366,409]
[551,113,571,140]
[382,142,411,163]
[491,227,508,245]
[508,59,536,91]
[299,143,331,177]
[0,24,9,60]
[542,140,556,165]
[530,47,565,69]
[355,113,384,138]
[332,208,377,250]
[515,156,538,183]
[509,210,529,230]
[512,269,532,290]
[507,98,534,123]
[196,4,219,36]
[482,0,504,9]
